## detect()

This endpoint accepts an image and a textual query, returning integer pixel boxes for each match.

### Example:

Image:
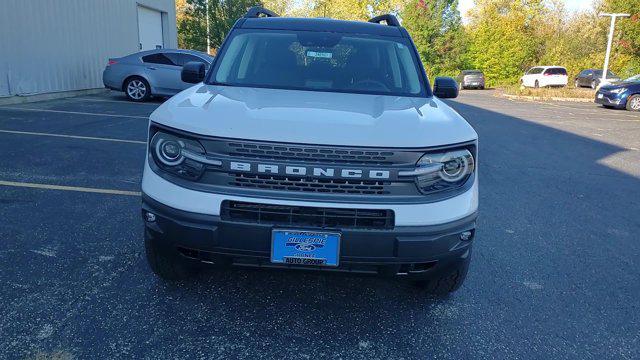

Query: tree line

[176,0,640,87]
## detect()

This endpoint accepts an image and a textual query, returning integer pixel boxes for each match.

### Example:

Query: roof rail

[368,14,400,27]
[244,6,279,18]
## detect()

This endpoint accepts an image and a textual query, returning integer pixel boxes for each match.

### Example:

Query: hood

[600,81,639,91]
[150,85,477,148]
[601,78,622,85]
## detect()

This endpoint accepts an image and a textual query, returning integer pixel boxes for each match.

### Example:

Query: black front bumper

[595,93,625,108]
[142,194,477,278]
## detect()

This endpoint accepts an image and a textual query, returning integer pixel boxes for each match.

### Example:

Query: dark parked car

[103,49,214,101]
[457,70,485,89]
[575,69,621,89]
[595,74,640,111]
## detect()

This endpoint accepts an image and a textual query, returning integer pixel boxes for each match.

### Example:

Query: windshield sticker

[306,51,333,59]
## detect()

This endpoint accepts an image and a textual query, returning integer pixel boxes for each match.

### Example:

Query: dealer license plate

[271,230,341,267]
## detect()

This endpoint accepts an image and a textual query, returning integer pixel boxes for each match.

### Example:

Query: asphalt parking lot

[1,90,639,359]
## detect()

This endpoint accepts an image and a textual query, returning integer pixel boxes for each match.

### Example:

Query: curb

[500,93,593,103]
[0,88,108,106]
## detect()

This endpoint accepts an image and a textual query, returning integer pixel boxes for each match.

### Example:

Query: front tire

[627,94,640,111]
[412,256,471,296]
[575,80,580,88]
[124,77,151,102]
[591,80,598,90]
[534,80,539,89]
[145,230,198,281]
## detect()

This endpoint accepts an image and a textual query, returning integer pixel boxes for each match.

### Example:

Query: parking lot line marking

[0,129,146,144]
[529,101,640,118]
[0,180,141,196]
[75,97,161,105]
[0,106,149,119]
[503,99,640,121]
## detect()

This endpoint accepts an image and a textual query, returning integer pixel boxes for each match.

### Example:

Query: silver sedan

[102,49,213,102]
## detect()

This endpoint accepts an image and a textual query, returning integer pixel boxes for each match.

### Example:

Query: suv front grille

[227,142,395,165]
[230,173,390,195]
[185,135,431,199]
[221,201,395,229]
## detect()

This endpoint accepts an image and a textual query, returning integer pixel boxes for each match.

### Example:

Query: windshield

[208,29,426,97]
[593,70,616,77]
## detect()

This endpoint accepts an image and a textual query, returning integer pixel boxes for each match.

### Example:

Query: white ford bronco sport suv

[142,7,478,295]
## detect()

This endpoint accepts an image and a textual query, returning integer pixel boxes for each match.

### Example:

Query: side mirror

[433,77,459,99]
[181,61,206,84]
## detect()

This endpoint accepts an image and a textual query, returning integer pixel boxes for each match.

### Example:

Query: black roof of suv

[235,7,408,38]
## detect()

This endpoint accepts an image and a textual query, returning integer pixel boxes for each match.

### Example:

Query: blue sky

[458,0,593,19]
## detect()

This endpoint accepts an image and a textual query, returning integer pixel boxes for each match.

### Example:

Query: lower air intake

[220,201,394,229]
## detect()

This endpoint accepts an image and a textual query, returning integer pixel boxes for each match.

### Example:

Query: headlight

[156,139,184,166]
[405,148,475,195]
[150,131,215,180]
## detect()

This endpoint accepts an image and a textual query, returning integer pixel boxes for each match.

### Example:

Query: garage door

[137,6,164,51]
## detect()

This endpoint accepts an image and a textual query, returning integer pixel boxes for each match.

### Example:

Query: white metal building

[0,0,177,98]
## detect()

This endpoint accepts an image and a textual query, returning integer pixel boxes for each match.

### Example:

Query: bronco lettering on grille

[229,161,390,179]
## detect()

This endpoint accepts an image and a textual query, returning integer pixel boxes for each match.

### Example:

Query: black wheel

[627,94,640,112]
[534,80,539,88]
[412,256,471,296]
[145,230,198,280]
[479,85,485,90]
[591,80,598,90]
[124,77,151,102]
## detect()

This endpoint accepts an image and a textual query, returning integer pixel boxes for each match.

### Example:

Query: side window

[180,54,211,70]
[141,53,179,66]
[543,68,565,75]
[165,53,181,66]
[550,68,567,75]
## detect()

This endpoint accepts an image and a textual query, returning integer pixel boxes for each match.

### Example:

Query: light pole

[599,13,629,85]
[206,0,210,54]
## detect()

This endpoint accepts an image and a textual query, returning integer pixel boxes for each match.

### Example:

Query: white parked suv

[521,66,568,88]
[141,8,478,295]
